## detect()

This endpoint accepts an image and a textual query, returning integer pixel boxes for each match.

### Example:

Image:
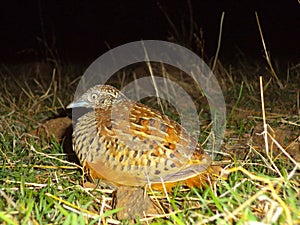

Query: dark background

[1,1,299,64]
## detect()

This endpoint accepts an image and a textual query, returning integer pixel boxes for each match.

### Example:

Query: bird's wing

[97,101,211,184]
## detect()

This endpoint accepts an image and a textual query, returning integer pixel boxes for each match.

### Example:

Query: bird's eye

[91,93,98,100]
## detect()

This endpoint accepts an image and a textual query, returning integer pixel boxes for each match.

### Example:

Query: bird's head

[67,85,128,110]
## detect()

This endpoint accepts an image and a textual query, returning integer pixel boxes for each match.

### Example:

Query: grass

[0,57,299,225]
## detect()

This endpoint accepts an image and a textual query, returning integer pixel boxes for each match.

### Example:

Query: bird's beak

[67,98,90,109]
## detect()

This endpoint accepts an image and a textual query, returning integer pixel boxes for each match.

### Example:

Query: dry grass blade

[259,76,283,178]
[255,12,283,89]
[212,12,225,72]
[142,42,165,114]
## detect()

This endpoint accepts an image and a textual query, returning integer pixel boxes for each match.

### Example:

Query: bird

[67,84,213,192]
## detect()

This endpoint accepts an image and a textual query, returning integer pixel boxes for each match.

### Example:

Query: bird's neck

[94,108,113,133]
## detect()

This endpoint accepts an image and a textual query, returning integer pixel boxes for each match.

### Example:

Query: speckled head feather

[67,85,128,110]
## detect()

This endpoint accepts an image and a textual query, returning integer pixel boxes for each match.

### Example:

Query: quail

[67,84,213,191]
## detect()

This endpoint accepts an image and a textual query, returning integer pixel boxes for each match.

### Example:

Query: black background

[1,1,299,63]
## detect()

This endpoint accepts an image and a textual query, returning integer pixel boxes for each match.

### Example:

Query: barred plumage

[68,84,212,191]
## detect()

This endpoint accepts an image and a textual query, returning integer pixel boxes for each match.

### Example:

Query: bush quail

[68,84,213,191]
